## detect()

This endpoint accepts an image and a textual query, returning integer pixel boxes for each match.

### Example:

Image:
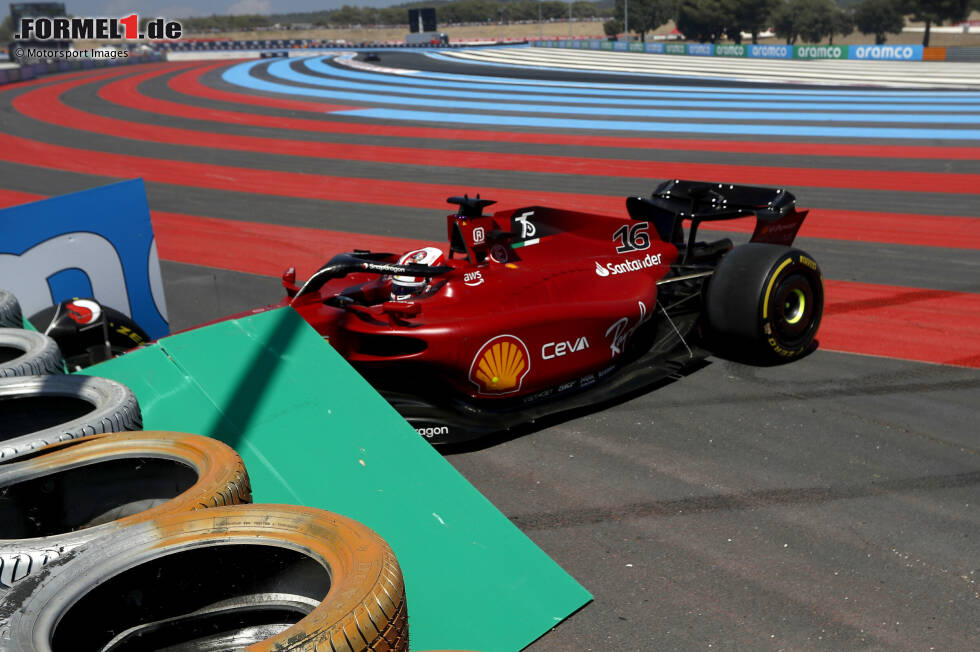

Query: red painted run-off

[167,62,980,162]
[0,190,977,369]
[90,70,980,195]
[1,129,978,251]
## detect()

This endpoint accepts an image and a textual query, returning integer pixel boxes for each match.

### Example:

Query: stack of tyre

[0,290,411,651]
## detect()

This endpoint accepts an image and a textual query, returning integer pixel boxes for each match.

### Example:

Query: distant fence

[533,39,977,61]
[151,38,502,52]
[0,52,164,86]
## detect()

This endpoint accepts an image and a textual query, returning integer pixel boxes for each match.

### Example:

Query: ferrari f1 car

[275,180,824,444]
[34,180,823,445]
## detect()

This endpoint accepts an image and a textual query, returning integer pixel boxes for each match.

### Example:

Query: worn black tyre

[28,301,150,371]
[0,329,63,377]
[0,431,251,592]
[706,243,823,363]
[0,504,407,652]
[0,291,22,329]
[0,375,141,463]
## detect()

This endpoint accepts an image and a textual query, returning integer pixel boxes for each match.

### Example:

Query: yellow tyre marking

[763,258,794,319]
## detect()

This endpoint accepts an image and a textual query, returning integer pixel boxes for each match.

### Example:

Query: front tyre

[706,243,823,363]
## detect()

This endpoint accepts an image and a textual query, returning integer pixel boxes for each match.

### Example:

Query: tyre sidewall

[706,244,823,361]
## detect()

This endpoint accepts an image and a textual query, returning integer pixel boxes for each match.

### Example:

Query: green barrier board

[715,44,746,57]
[83,307,591,651]
[665,43,686,55]
[794,44,846,59]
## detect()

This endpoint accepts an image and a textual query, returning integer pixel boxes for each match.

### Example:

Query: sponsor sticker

[794,45,844,60]
[849,45,922,60]
[595,252,663,277]
[716,44,746,57]
[542,336,589,360]
[464,270,484,287]
[65,299,102,325]
[416,425,449,438]
[469,335,530,395]
[605,301,652,357]
[748,44,790,59]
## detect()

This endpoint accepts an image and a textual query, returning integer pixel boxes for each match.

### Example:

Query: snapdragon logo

[595,253,662,277]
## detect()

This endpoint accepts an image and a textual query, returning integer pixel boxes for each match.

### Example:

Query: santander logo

[594,261,610,277]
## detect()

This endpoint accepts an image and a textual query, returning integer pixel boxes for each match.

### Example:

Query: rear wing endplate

[626,180,808,262]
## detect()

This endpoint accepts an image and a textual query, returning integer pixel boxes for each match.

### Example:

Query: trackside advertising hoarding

[715,44,746,57]
[794,44,846,59]
[850,44,923,60]
[749,44,792,59]
[687,43,713,56]
[532,41,925,61]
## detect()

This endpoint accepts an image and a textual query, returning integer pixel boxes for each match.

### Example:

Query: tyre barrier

[0,329,63,377]
[0,291,22,329]
[0,431,251,592]
[0,375,142,463]
[0,504,407,652]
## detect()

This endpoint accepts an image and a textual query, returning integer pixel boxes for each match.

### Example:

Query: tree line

[604,0,975,46]
[3,0,976,47]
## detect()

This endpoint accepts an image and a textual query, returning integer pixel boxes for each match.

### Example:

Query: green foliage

[829,7,855,43]
[676,0,733,42]
[773,0,853,44]
[603,17,623,36]
[177,1,611,32]
[902,0,971,45]
[674,0,781,44]
[0,15,12,43]
[616,0,672,41]
[854,0,905,43]
[730,0,779,44]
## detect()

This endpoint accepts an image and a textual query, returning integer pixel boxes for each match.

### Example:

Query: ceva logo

[542,336,589,360]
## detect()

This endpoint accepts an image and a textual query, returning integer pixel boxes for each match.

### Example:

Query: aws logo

[469,334,530,395]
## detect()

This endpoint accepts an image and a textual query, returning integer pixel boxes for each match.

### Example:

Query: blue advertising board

[645,42,665,54]
[687,43,714,56]
[748,43,792,59]
[849,44,923,60]
[0,179,169,338]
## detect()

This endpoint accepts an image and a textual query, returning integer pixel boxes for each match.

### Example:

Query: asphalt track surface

[0,50,978,650]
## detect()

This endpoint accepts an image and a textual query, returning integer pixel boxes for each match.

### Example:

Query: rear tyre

[1,505,407,652]
[0,329,63,377]
[0,290,22,328]
[705,243,823,363]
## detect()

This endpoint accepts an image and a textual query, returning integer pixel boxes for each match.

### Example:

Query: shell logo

[469,335,531,395]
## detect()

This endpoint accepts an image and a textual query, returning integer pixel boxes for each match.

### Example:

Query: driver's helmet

[390,247,446,300]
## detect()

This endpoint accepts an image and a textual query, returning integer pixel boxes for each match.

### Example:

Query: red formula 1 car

[275,180,824,444]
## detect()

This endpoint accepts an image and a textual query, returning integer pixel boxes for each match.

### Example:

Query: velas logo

[16,15,182,41]
[65,299,102,325]
[469,335,530,395]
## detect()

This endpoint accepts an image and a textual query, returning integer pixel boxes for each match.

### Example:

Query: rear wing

[626,180,808,262]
